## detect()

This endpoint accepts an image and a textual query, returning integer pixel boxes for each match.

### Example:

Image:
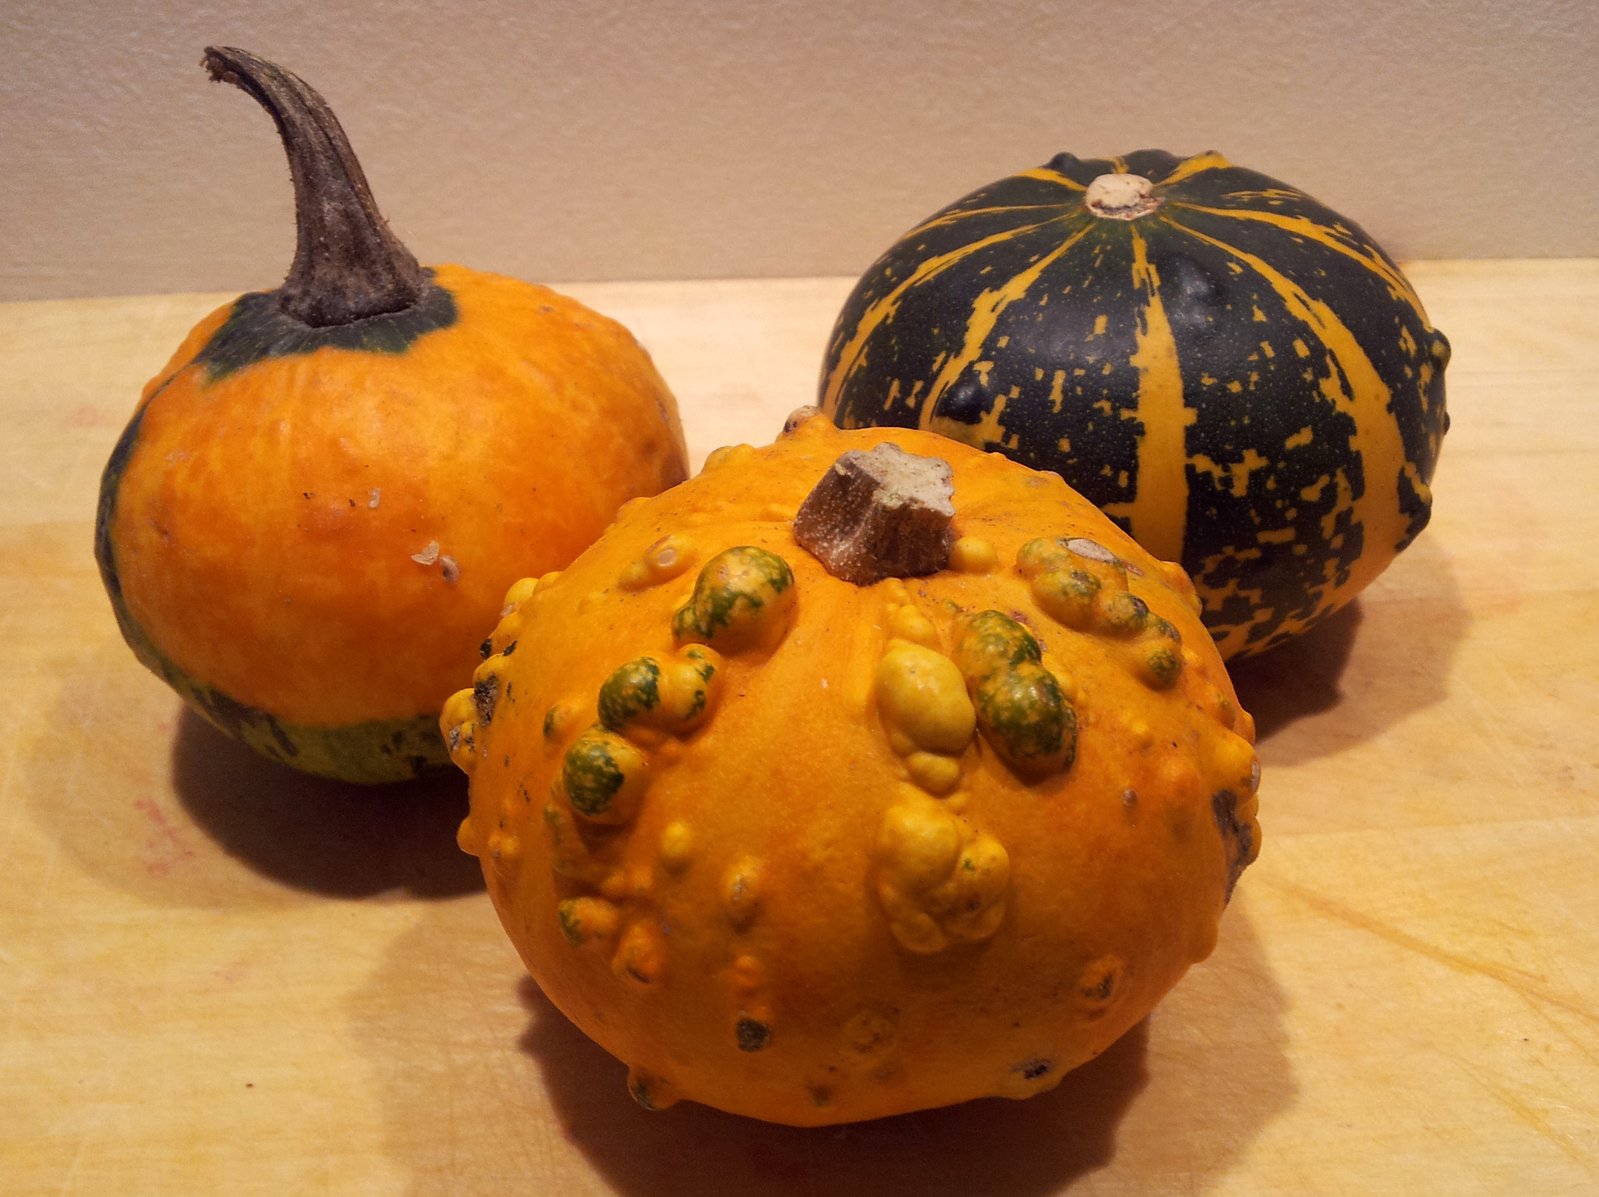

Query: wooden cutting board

[2,262,1595,1195]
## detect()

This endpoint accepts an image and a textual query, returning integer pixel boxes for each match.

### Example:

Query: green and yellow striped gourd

[820,149,1450,658]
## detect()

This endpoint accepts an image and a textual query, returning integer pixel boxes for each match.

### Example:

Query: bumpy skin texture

[97,263,688,782]
[443,413,1261,1125]
[820,149,1450,659]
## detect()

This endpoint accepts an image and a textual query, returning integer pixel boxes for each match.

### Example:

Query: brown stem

[203,46,426,327]
[794,444,956,585]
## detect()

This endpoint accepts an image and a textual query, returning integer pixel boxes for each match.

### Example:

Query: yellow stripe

[900,201,1074,241]
[1172,203,1424,311]
[1101,231,1191,560]
[821,216,1074,409]
[912,224,1094,439]
[1014,167,1088,191]
[1153,151,1233,186]
[1207,187,1306,204]
[1172,219,1411,597]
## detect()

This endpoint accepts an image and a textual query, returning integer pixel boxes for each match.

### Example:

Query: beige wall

[3,0,1595,301]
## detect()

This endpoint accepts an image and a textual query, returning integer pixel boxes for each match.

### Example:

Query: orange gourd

[95,48,688,782]
[443,409,1261,1126]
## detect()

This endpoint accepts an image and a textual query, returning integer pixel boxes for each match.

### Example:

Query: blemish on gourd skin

[613,921,666,984]
[501,574,542,617]
[1075,955,1124,1016]
[619,533,695,591]
[473,674,500,725]
[1211,788,1260,900]
[844,1008,899,1056]
[903,751,962,796]
[627,1068,681,1111]
[1138,635,1183,688]
[440,688,479,772]
[736,1017,772,1052]
[722,857,764,931]
[1013,1057,1053,1082]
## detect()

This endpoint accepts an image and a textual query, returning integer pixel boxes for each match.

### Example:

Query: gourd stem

[203,46,426,327]
[1084,173,1160,221]
[793,444,956,585]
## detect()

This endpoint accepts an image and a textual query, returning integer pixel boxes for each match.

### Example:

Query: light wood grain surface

[2,262,1595,1195]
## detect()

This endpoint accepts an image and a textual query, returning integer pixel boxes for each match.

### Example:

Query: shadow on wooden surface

[353,898,1291,1195]
[169,710,482,900]
[21,640,479,907]
[516,986,1147,1195]
[1229,601,1365,745]
[1230,536,1468,763]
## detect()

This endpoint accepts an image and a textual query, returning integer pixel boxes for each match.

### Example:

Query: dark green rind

[822,150,1449,656]
[93,376,449,786]
[95,392,155,659]
[103,602,448,784]
[184,687,448,784]
[195,270,457,381]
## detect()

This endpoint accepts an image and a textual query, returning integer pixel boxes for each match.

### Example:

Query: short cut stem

[794,444,956,585]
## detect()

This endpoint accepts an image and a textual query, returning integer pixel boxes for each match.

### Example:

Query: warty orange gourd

[443,409,1261,1125]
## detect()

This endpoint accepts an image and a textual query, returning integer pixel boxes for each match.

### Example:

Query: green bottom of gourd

[132,623,447,784]
[97,450,449,784]
[176,678,451,785]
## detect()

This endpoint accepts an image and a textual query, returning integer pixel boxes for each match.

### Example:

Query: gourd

[819,149,1450,659]
[95,47,689,783]
[442,408,1261,1126]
